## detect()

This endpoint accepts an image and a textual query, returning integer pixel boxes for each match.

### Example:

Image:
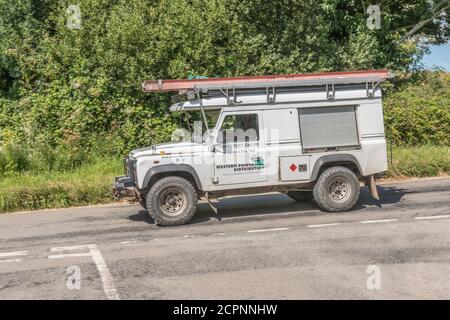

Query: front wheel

[146,176,198,226]
[313,166,360,212]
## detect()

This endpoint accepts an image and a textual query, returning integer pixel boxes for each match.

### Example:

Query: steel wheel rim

[159,188,187,216]
[327,177,351,202]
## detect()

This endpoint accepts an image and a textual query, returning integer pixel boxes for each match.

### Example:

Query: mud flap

[205,192,219,215]
[367,174,380,201]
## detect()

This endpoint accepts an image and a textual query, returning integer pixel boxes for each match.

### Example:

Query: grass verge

[386,145,449,178]
[0,146,448,213]
[0,157,122,213]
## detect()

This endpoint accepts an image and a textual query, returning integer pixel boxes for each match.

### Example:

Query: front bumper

[112,176,137,200]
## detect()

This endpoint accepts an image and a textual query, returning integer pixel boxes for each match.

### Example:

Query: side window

[219,113,259,144]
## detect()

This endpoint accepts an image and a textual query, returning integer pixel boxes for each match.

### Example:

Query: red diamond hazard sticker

[289,164,297,172]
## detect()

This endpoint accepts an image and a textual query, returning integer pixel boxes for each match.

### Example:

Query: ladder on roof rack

[142,70,393,93]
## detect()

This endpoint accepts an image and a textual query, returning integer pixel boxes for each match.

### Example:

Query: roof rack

[142,70,393,93]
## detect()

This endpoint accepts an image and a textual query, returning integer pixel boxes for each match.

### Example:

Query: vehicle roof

[142,70,393,112]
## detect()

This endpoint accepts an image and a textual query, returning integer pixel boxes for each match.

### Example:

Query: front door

[212,111,267,185]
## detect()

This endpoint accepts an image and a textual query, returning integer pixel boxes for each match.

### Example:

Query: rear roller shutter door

[298,105,359,150]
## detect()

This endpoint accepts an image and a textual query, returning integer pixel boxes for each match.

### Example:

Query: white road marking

[0,258,23,263]
[48,244,120,300]
[414,215,450,220]
[48,253,92,259]
[247,227,290,233]
[51,244,94,252]
[183,235,195,238]
[307,223,341,228]
[361,219,398,224]
[0,250,28,258]
[120,240,140,244]
[212,233,226,236]
[89,246,120,301]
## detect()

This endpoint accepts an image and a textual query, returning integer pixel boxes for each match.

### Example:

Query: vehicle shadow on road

[129,210,155,224]
[128,185,407,226]
[191,185,408,224]
[356,185,407,209]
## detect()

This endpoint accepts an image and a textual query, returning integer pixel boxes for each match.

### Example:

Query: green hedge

[1,0,448,158]
[383,72,450,146]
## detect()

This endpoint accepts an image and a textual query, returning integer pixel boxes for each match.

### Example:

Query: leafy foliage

[384,72,450,146]
[0,0,449,162]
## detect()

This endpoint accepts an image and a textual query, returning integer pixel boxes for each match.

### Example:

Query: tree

[0,0,448,153]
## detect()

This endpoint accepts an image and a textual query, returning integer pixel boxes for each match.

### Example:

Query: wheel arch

[310,154,363,181]
[141,164,203,192]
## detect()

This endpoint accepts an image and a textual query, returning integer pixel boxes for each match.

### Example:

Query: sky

[421,42,450,70]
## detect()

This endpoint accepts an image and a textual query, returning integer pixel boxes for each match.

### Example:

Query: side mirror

[205,136,216,152]
[208,143,216,152]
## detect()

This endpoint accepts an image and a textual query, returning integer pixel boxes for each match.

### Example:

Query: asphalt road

[0,178,449,299]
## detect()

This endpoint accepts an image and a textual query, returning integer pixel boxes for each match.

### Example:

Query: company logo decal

[216,159,265,172]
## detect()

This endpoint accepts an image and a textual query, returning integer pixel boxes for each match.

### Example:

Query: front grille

[126,158,138,186]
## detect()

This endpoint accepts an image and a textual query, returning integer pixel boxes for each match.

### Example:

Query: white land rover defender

[113,70,392,226]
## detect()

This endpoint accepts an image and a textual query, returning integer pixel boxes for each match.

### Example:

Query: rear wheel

[313,166,360,212]
[146,176,197,226]
[286,191,313,201]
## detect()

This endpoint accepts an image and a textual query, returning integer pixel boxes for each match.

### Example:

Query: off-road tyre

[313,166,360,212]
[146,176,197,226]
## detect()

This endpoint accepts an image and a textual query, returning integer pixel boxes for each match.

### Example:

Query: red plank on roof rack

[142,70,392,92]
